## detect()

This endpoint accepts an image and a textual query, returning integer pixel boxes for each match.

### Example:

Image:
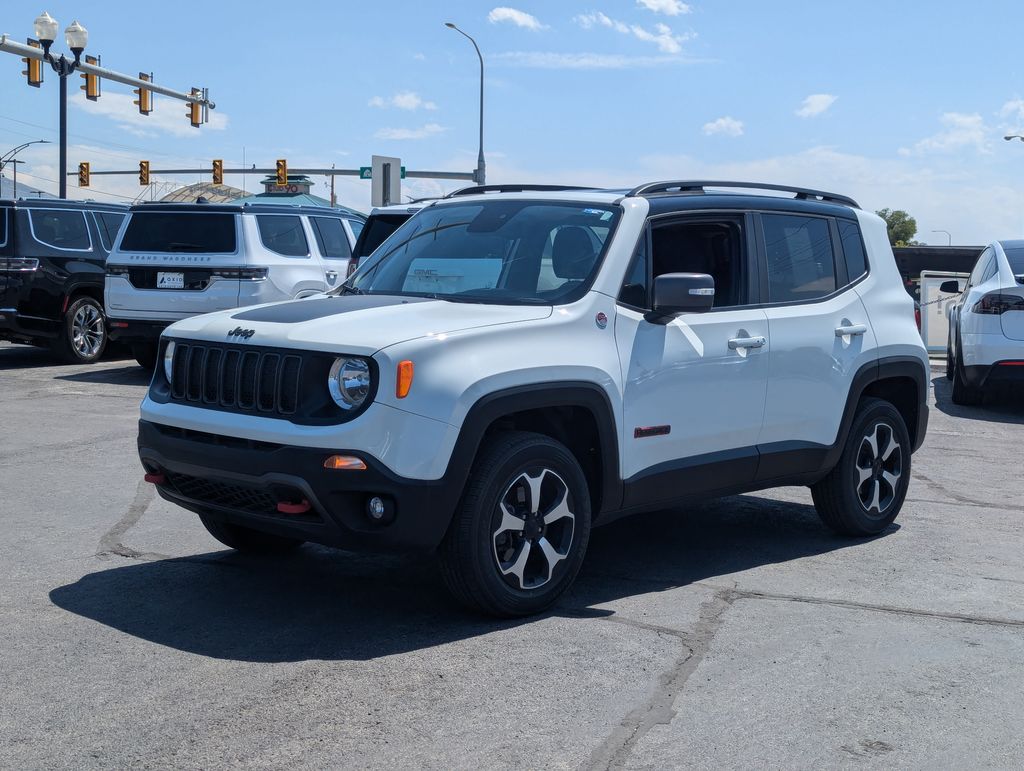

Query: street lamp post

[1,139,50,198]
[445,22,486,185]
[932,229,952,246]
[32,11,89,199]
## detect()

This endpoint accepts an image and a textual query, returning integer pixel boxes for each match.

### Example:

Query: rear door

[755,212,878,473]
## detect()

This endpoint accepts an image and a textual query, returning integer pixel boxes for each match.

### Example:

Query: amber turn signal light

[396,360,414,398]
[323,455,367,471]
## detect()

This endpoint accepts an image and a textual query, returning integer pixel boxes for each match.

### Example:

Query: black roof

[0,197,128,212]
[127,201,365,219]
[644,192,859,219]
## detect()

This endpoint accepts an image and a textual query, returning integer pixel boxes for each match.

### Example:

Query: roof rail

[626,180,859,208]
[445,184,599,198]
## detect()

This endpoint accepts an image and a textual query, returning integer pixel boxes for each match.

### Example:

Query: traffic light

[276,159,288,186]
[212,159,223,185]
[22,39,43,87]
[133,72,152,115]
[139,160,150,186]
[187,88,201,128]
[80,55,100,101]
[78,162,90,188]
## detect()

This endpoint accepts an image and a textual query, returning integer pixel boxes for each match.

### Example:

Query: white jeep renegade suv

[137,181,929,616]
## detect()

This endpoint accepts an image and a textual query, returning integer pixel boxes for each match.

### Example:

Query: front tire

[53,296,106,364]
[811,397,911,537]
[439,431,592,617]
[199,514,304,554]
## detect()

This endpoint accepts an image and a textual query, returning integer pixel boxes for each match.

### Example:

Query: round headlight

[328,357,371,410]
[163,340,176,384]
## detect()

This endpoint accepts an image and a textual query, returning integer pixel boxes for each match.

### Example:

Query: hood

[162,294,553,355]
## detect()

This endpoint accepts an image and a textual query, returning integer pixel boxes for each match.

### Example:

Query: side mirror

[939,280,961,294]
[652,273,715,316]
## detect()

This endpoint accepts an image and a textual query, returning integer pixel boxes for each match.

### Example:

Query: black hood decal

[232,295,432,324]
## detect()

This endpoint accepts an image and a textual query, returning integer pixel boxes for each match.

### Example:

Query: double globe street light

[31,11,89,198]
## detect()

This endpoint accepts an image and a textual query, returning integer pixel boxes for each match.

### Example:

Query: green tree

[875,208,920,247]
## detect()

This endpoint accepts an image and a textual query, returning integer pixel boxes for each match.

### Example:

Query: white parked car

[134,181,929,616]
[104,202,365,368]
[944,239,1024,404]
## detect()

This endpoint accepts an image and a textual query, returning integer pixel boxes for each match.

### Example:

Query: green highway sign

[359,166,406,179]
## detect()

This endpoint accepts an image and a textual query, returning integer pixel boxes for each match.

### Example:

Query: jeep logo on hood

[227,327,255,340]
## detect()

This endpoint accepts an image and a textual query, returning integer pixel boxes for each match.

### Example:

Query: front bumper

[137,419,460,552]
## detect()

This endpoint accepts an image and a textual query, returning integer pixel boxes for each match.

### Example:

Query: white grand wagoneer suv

[135,182,929,616]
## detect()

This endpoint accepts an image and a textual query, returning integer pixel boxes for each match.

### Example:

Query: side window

[0,208,7,247]
[256,215,309,257]
[762,213,836,303]
[93,212,125,251]
[644,217,747,308]
[968,249,992,288]
[837,219,868,281]
[310,216,352,260]
[348,220,364,240]
[618,232,649,308]
[29,209,91,251]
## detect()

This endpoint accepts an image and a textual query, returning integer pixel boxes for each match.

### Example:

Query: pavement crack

[913,470,996,508]
[96,478,166,561]
[583,587,739,771]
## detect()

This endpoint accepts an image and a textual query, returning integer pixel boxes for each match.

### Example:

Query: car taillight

[914,305,921,331]
[346,260,359,278]
[211,267,268,280]
[106,265,130,277]
[1,258,39,272]
[972,292,1024,315]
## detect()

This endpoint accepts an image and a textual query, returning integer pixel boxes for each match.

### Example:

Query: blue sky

[3,0,1024,242]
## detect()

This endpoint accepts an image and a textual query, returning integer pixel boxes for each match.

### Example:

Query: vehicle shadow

[55,365,152,386]
[0,342,132,370]
[49,493,883,662]
[931,374,1024,424]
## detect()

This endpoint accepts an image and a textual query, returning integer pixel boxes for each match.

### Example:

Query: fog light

[367,496,386,521]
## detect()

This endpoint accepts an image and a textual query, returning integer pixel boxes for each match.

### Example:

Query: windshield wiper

[332,283,364,296]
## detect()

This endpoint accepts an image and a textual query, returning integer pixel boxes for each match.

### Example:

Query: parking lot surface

[1,341,1023,769]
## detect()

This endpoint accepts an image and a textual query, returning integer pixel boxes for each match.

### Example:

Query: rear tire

[945,338,954,381]
[951,349,983,406]
[811,397,911,537]
[199,514,304,554]
[132,343,159,371]
[52,296,106,364]
[439,431,592,617]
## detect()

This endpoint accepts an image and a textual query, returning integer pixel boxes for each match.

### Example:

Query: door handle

[835,324,867,337]
[728,336,766,350]
[325,270,338,281]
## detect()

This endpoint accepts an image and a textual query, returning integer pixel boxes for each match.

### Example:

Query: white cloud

[795,93,837,118]
[72,91,228,139]
[374,123,447,140]
[491,51,686,69]
[368,91,437,111]
[901,112,990,155]
[637,0,691,15]
[703,116,744,137]
[573,11,692,54]
[488,7,546,30]
[998,98,1024,134]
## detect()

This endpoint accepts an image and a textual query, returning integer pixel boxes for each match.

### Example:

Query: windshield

[344,201,620,305]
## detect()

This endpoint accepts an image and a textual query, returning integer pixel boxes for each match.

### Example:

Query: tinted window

[351,201,621,305]
[311,216,352,260]
[349,220,364,240]
[120,212,236,253]
[763,213,836,303]
[0,209,7,247]
[94,212,125,251]
[353,214,410,258]
[968,249,993,287]
[838,220,867,280]
[651,218,747,308]
[29,209,91,250]
[256,215,309,257]
[1005,247,1024,277]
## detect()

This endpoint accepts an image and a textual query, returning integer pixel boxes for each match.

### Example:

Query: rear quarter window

[120,212,237,253]
[29,209,92,251]
[838,220,868,280]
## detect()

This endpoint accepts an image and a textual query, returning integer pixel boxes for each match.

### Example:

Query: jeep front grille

[169,342,302,416]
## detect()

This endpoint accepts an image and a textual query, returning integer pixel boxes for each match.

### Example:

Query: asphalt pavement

[1,341,1022,769]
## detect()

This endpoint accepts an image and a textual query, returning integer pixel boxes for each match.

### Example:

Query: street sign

[360,166,406,180]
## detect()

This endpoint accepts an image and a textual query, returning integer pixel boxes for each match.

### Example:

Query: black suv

[0,198,127,362]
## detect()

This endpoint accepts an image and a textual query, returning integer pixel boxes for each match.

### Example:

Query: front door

[614,214,769,508]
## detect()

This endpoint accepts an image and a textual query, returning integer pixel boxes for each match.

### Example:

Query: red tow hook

[277,499,312,515]
[144,472,166,485]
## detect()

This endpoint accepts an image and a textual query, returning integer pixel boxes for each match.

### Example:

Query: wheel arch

[441,382,622,521]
